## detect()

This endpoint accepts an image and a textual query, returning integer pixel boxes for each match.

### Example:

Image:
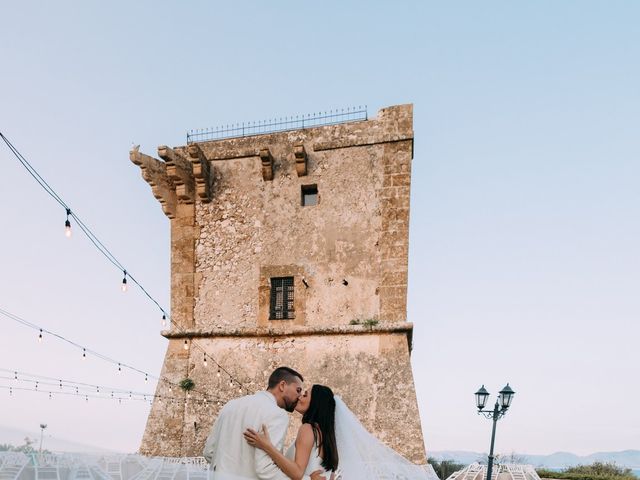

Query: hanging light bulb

[216,368,221,378]
[9,387,13,396]
[169,384,173,393]
[96,386,100,393]
[203,354,207,367]
[59,380,62,390]
[183,339,189,350]
[117,363,122,374]
[49,392,52,400]
[82,348,86,360]
[85,395,89,402]
[64,208,72,238]
[38,329,43,343]
[121,271,128,292]
[145,373,148,383]
[162,313,167,328]
[14,371,18,381]
[35,381,39,390]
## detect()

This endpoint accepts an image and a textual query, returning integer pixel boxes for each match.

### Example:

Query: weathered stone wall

[188,106,412,329]
[194,143,387,328]
[133,104,426,463]
[142,329,422,462]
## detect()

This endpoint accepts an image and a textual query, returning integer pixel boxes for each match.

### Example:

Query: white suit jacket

[203,391,291,480]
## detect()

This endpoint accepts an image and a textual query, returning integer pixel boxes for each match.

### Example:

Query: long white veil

[334,396,439,480]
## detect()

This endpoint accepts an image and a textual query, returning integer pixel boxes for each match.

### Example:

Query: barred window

[270,277,294,320]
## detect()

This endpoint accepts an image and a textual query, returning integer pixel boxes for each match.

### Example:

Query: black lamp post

[38,423,47,456]
[475,384,515,480]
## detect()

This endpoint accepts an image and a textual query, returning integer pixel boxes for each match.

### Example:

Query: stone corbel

[158,146,195,203]
[260,148,274,181]
[130,147,176,219]
[186,143,213,202]
[294,144,307,176]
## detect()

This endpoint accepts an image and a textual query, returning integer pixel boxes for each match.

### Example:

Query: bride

[244,384,338,479]
[243,384,437,480]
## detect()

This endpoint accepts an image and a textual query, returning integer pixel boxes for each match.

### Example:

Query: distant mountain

[429,450,640,468]
[0,425,119,453]
[430,450,486,465]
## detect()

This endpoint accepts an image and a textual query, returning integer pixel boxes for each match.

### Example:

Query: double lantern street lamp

[475,384,515,480]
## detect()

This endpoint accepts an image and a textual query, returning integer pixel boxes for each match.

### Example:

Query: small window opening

[270,277,295,320]
[301,184,318,206]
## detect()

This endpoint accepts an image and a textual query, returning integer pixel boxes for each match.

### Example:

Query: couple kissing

[203,366,435,480]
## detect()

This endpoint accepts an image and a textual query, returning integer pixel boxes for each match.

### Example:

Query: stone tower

[131,104,426,462]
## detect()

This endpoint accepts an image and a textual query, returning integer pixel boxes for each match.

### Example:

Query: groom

[203,366,324,480]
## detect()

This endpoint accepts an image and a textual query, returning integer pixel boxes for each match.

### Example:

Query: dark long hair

[301,384,339,472]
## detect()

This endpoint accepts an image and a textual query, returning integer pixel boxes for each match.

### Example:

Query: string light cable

[0,133,248,392]
[0,368,222,406]
[0,384,216,406]
[0,132,166,322]
[0,306,230,400]
[0,368,154,398]
[1,384,137,403]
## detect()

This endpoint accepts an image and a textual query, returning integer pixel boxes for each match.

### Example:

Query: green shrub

[537,462,637,480]
[349,317,379,328]
[363,318,379,328]
[0,437,49,454]
[428,459,466,480]
[179,378,195,391]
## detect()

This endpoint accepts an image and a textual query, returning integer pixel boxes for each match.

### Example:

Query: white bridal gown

[279,397,438,480]
[285,441,328,477]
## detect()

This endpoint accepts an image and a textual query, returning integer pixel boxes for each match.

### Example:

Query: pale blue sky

[1,1,638,455]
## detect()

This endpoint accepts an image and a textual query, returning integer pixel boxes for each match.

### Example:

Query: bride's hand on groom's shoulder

[243,424,272,451]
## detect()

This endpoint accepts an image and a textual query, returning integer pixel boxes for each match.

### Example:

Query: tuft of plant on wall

[349,317,379,329]
[179,378,195,391]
